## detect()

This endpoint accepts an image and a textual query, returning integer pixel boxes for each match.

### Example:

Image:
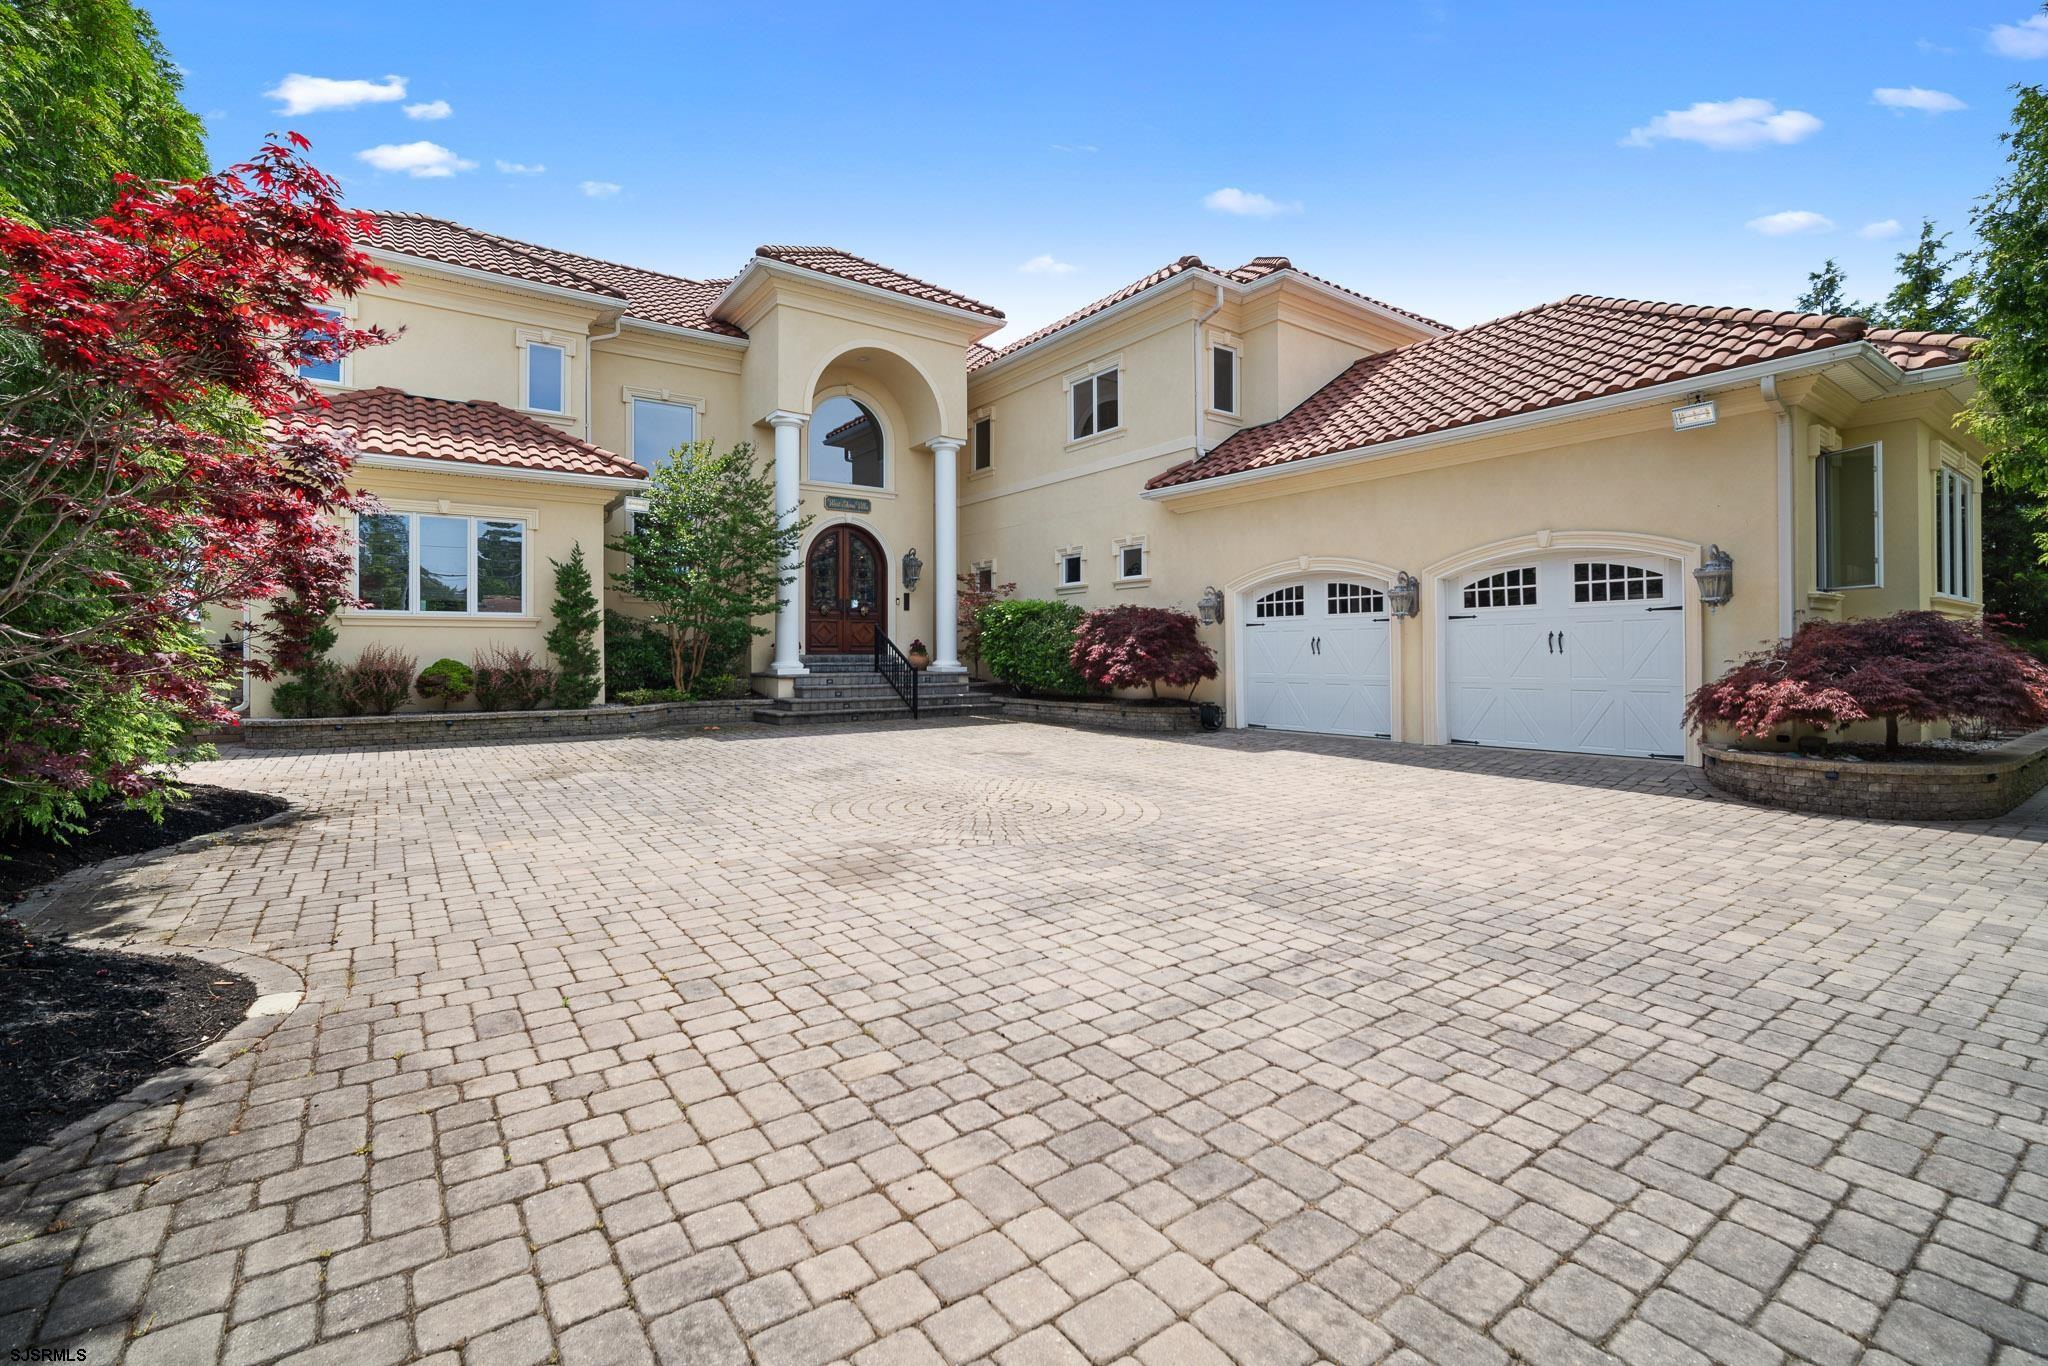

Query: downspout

[1760,375,1796,636]
[583,311,624,704]
[1192,285,1224,457]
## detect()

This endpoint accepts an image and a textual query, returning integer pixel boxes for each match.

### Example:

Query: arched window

[1573,562,1665,603]
[1255,585,1305,618]
[808,395,884,488]
[1462,567,1537,609]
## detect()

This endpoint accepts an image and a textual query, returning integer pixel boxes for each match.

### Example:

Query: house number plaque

[824,496,872,513]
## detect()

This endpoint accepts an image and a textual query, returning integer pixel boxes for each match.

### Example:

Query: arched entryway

[804,523,886,654]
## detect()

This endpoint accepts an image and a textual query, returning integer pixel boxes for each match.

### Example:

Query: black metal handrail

[872,632,921,718]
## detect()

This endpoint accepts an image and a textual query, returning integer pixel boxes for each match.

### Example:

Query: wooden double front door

[805,524,885,653]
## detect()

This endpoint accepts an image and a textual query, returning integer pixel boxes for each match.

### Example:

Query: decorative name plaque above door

[823,496,872,513]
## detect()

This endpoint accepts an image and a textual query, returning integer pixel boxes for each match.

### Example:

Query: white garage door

[1445,557,1686,758]
[1243,578,1392,738]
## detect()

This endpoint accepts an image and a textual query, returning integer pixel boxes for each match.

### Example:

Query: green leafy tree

[1795,259,1871,319]
[1966,81,2048,505]
[977,599,1093,696]
[545,543,603,708]
[0,0,207,224]
[613,441,805,693]
[1880,219,1976,333]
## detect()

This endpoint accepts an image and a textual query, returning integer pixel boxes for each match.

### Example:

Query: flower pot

[906,650,930,671]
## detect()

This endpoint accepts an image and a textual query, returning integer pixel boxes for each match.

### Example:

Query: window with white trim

[1936,466,1973,599]
[1573,562,1665,603]
[354,512,526,615]
[972,417,993,472]
[1327,582,1385,614]
[1212,345,1238,415]
[524,341,567,414]
[971,561,995,593]
[298,306,343,383]
[1255,585,1305,618]
[630,397,697,473]
[1069,366,1120,440]
[1115,539,1146,581]
[1058,549,1084,588]
[1817,444,1881,590]
[1463,567,1537,609]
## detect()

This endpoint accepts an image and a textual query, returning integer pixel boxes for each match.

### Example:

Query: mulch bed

[0,785,282,1162]
[0,784,285,903]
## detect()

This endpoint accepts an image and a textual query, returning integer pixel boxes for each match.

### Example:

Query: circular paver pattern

[814,774,1159,845]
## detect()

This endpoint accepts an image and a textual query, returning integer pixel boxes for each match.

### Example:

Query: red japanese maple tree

[1070,605,1218,699]
[1687,610,2048,752]
[0,136,391,831]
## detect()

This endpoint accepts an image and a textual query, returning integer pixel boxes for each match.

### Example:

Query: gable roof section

[1147,295,1978,491]
[286,387,646,482]
[357,212,743,337]
[749,245,1004,320]
[968,256,1446,372]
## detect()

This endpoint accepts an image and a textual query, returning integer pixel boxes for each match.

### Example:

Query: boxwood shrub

[976,599,1094,697]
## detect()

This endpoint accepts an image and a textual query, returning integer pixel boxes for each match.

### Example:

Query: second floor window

[972,417,993,472]
[298,306,343,384]
[1070,366,1119,441]
[525,341,566,414]
[631,398,697,473]
[1059,551,1084,587]
[1212,345,1237,415]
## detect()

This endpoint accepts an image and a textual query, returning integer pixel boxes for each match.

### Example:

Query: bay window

[1936,466,1973,599]
[1817,444,1882,590]
[355,513,526,615]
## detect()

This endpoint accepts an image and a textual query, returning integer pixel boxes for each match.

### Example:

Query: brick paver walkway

[8,719,2048,1365]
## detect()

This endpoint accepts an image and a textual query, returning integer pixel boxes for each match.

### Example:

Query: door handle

[1547,631,1555,654]
[1557,629,1565,652]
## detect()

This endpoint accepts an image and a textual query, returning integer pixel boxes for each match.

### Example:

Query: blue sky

[157,1,2047,341]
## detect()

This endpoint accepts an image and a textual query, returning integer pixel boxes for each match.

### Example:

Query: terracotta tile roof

[752,245,1004,320]
[968,255,1444,372]
[286,387,646,482]
[1148,294,1979,491]
[357,213,743,337]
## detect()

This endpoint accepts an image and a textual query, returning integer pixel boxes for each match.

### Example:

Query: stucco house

[225,211,1986,764]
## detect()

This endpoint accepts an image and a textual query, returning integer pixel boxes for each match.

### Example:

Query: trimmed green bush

[615,687,691,705]
[977,599,1093,697]
[603,610,672,694]
[416,658,474,710]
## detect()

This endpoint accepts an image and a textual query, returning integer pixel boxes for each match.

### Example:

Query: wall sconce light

[1386,572,1420,618]
[1693,545,1734,607]
[901,548,923,592]
[1197,586,1224,627]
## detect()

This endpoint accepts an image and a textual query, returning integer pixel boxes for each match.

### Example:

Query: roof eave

[363,246,628,314]
[1238,270,1451,338]
[354,450,647,490]
[616,316,750,349]
[1143,340,1964,502]
[972,267,1228,380]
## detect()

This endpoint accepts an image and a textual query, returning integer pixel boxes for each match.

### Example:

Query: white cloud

[579,180,622,198]
[1917,38,1959,55]
[1019,254,1078,276]
[1858,218,1903,239]
[403,99,452,120]
[1049,143,1098,153]
[1203,186,1301,217]
[1990,14,2048,58]
[1747,209,1834,236]
[495,159,546,175]
[355,141,476,178]
[266,73,407,115]
[1623,97,1822,150]
[1873,86,1965,113]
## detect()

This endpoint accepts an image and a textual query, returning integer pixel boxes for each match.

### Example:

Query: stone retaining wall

[1702,728,2048,820]
[982,695,1200,734]
[220,698,755,750]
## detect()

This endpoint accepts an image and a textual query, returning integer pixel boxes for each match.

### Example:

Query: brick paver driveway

[9,719,2048,1366]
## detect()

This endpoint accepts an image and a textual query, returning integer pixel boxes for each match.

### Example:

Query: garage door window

[1327,583,1386,614]
[1256,585,1304,618]
[1573,562,1665,603]
[1463,567,1536,609]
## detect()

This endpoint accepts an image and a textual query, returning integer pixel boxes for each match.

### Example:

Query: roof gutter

[1142,341,1954,502]
[618,317,749,349]
[354,451,646,491]
[977,267,1234,380]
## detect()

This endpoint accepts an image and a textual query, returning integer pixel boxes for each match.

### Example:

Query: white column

[766,410,809,676]
[928,437,964,673]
